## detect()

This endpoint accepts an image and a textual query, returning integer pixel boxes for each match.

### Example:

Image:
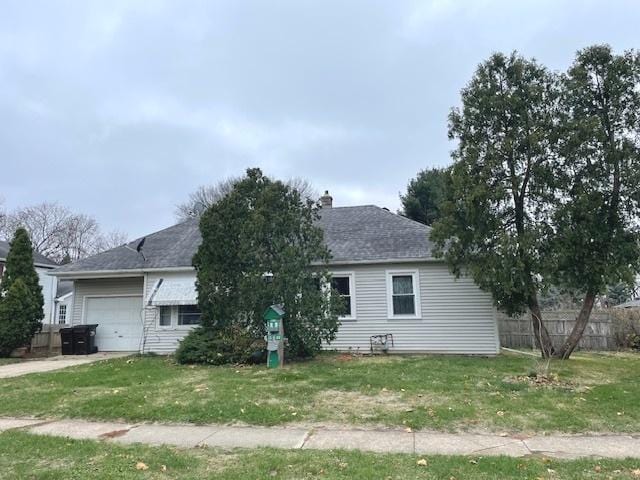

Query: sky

[1,0,639,239]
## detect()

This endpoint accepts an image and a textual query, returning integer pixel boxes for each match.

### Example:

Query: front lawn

[0,358,21,366]
[1,431,639,479]
[0,352,638,433]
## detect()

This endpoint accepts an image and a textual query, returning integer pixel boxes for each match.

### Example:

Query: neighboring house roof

[52,205,434,275]
[0,239,59,268]
[55,280,74,299]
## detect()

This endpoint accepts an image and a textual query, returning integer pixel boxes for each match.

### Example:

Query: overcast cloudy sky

[1,1,638,238]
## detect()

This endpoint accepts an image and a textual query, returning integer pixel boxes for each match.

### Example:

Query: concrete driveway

[0,352,131,379]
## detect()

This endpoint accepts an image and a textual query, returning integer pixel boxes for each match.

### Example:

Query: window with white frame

[386,270,421,318]
[159,306,172,327]
[58,304,67,324]
[178,305,201,325]
[331,273,355,319]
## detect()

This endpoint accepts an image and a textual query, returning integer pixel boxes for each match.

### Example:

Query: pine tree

[1,228,45,326]
[0,279,37,356]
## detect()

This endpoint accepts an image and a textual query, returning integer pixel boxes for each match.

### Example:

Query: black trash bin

[72,324,99,355]
[60,327,74,355]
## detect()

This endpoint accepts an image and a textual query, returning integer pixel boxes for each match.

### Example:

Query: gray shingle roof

[52,205,433,275]
[55,280,74,298]
[317,205,433,263]
[0,240,58,267]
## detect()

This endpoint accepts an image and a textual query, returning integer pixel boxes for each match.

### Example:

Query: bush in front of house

[192,168,341,362]
[175,325,264,365]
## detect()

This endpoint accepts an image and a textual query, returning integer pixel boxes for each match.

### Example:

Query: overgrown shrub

[0,279,36,356]
[175,325,264,365]
[611,308,640,350]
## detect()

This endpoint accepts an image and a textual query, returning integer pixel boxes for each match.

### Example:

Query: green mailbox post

[264,304,285,368]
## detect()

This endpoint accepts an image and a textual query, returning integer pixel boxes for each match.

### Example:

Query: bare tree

[175,177,240,221]
[94,229,129,252]
[0,202,128,263]
[1,203,72,259]
[176,175,318,221]
[0,197,6,234]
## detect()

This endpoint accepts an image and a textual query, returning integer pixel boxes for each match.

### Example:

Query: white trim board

[385,269,422,320]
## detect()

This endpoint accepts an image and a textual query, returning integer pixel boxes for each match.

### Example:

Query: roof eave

[49,265,195,279]
[316,256,440,266]
[0,258,56,269]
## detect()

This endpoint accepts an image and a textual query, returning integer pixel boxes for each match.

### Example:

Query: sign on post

[263,304,286,368]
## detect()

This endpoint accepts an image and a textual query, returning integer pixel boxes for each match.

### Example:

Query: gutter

[48,266,195,279]
[49,258,444,278]
[316,257,442,266]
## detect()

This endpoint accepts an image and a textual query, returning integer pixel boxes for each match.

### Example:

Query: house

[50,194,499,354]
[0,239,59,324]
[53,280,74,324]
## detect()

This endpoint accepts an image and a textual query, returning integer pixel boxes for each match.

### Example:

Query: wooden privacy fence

[498,309,616,351]
[30,324,62,355]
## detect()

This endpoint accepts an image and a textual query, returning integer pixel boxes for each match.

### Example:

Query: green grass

[0,358,20,365]
[1,431,639,479]
[0,352,638,433]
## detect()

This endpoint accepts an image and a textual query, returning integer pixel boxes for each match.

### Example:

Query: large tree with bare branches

[0,203,128,263]
[176,177,317,221]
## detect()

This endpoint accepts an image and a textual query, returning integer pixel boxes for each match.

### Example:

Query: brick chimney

[319,190,333,208]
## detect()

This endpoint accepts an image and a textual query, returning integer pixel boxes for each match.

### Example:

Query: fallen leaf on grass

[136,462,149,471]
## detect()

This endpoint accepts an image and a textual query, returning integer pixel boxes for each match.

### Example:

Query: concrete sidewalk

[0,353,131,379]
[1,417,639,459]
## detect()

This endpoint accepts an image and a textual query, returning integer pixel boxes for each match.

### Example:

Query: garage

[84,296,144,351]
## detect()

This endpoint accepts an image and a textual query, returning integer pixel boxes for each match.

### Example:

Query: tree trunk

[554,292,596,359]
[528,294,554,358]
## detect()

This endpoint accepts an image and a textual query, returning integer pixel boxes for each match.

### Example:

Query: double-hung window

[159,306,172,327]
[58,304,67,324]
[386,270,421,319]
[331,273,355,320]
[178,305,201,326]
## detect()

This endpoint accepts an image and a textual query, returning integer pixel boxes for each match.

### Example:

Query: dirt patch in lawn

[311,389,411,422]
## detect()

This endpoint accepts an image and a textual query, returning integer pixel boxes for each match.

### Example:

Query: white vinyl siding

[69,262,498,355]
[328,263,498,355]
[37,268,56,325]
[142,271,199,354]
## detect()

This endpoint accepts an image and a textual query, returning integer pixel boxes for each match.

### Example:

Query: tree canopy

[432,45,640,358]
[400,167,451,225]
[432,51,559,356]
[192,168,340,360]
[0,228,44,356]
[550,45,640,357]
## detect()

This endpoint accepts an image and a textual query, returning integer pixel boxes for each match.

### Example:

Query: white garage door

[84,296,143,351]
